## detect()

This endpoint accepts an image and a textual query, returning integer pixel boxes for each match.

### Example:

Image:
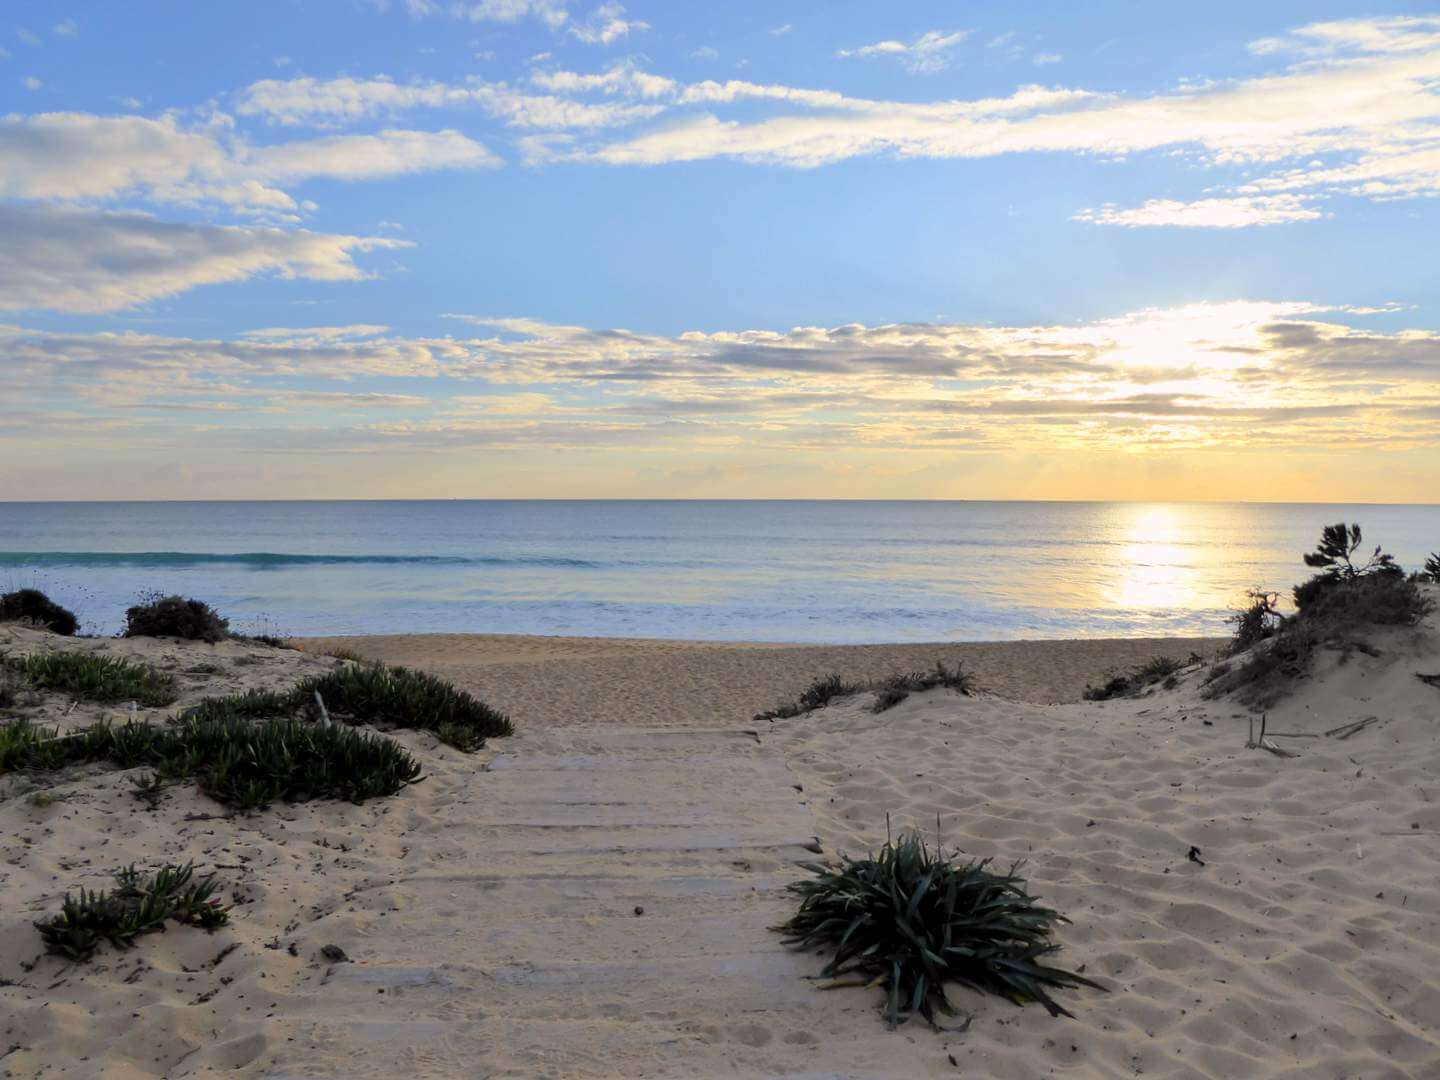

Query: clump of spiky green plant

[0,712,423,811]
[176,714,424,809]
[295,663,512,749]
[123,594,229,643]
[0,589,79,636]
[34,862,230,962]
[180,688,297,724]
[776,830,1103,1028]
[3,651,177,707]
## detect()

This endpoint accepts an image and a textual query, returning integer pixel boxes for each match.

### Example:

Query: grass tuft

[34,862,230,962]
[0,589,79,636]
[756,662,976,722]
[3,651,177,707]
[870,662,977,714]
[1083,655,1186,701]
[232,633,293,649]
[776,830,1103,1027]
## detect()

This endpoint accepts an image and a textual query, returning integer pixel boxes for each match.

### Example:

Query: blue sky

[3,3,1439,501]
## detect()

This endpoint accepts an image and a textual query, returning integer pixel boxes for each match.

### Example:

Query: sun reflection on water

[1113,505,1212,612]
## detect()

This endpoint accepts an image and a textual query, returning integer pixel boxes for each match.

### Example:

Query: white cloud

[239,325,392,342]
[530,64,676,98]
[0,113,231,201]
[6,302,1435,468]
[0,112,499,214]
[548,16,1440,224]
[1249,15,1440,57]
[769,24,792,37]
[22,75,41,90]
[569,2,646,45]
[53,17,78,36]
[241,128,500,182]
[1242,145,1440,203]
[1074,195,1323,228]
[691,46,719,60]
[0,204,408,314]
[449,0,569,29]
[238,75,663,129]
[837,30,968,74]
[1033,53,1062,66]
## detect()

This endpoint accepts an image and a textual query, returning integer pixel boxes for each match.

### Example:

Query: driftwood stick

[313,691,332,727]
[1326,716,1380,740]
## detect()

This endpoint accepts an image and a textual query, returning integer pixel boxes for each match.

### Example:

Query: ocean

[0,500,1435,642]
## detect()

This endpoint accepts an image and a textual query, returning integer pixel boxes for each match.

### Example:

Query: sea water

[0,500,1435,642]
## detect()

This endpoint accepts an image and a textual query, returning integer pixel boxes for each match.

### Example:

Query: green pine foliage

[777,831,1103,1027]
[1294,522,1402,609]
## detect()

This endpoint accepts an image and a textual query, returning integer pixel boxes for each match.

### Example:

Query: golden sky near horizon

[5,299,1438,502]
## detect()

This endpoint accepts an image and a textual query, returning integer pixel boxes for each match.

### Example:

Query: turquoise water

[0,501,1435,641]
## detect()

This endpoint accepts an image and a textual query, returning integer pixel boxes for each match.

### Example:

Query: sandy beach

[2,610,1438,1077]
[296,633,1229,726]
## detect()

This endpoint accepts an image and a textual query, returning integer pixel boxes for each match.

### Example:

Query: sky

[2,1,1439,502]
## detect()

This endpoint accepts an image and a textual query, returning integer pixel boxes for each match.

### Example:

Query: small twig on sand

[1247,713,1299,757]
[313,691,332,727]
[1416,673,1440,690]
[1326,716,1380,740]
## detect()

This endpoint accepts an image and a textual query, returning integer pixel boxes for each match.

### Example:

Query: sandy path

[264,726,952,1078]
[297,634,1227,728]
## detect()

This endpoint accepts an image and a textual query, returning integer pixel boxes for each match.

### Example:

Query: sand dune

[1,610,1437,1077]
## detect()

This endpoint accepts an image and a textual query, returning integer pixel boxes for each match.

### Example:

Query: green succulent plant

[777,829,1103,1028]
